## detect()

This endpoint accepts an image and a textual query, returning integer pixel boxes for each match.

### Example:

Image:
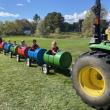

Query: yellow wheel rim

[79,66,105,97]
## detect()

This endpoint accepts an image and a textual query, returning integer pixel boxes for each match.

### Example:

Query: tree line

[0,7,109,37]
[0,12,83,36]
[0,19,36,35]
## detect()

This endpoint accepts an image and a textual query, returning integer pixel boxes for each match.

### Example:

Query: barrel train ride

[0,41,72,74]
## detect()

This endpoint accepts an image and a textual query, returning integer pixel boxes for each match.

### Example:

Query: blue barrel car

[3,43,12,55]
[26,48,47,67]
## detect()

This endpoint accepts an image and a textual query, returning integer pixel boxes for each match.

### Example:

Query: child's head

[21,40,25,45]
[8,40,11,43]
[14,41,16,44]
[51,41,57,48]
[33,39,37,44]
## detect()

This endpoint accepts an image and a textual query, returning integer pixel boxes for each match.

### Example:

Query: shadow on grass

[30,65,38,67]
[54,68,71,77]
[46,71,56,76]
[30,65,71,77]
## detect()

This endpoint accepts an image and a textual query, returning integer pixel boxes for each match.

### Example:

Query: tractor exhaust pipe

[91,0,101,44]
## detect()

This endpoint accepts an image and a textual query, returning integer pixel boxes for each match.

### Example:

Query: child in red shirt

[51,41,59,55]
[31,39,39,51]
[20,40,27,47]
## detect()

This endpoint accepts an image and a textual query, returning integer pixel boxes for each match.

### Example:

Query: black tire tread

[72,50,110,110]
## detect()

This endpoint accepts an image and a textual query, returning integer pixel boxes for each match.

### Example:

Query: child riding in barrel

[51,41,59,55]
[31,39,39,51]
[13,41,17,46]
[20,40,27,47]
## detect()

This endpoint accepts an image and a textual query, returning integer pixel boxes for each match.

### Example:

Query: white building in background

[24,30,31,35]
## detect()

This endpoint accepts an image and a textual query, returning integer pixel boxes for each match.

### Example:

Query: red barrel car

[16,46,30,62]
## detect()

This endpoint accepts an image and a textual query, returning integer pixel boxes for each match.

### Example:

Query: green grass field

[0,36,95,110]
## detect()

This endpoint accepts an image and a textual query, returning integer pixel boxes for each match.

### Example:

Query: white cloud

[0,11,20,18]
[16,4,24,6]
[64,11,110,23]
[107,12,110,21]
[64,10,88,24]
[27,0,31,3]
[0,6,5,10]
[28,18,34,22]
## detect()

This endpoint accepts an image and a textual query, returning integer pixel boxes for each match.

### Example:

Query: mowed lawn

[0,36,94,110]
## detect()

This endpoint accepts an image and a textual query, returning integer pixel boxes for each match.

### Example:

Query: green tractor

[71,0,110,110]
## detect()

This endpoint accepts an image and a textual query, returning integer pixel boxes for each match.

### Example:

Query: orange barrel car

[0,42,5,52]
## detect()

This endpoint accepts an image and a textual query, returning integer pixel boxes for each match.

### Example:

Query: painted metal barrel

[0,42,5,49]
[3,43,12,52]
[44,50,72,68]
[28,48,47,64]
[17,46,29,57]
[9,45,19,54]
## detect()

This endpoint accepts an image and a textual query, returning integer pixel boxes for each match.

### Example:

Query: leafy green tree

[55,27,61,34]
[44,12,64,33]
[0,22,4,35]
[0,19,36,35]
[36,20,48,36]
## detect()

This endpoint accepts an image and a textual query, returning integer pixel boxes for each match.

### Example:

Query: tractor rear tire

[71,53,110,110]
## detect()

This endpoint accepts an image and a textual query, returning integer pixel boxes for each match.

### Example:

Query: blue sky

[0,0,110,23]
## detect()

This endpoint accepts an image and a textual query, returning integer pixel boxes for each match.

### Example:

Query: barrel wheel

[71,51,110,110]
[42,64,49,74]
[3,50,6,55]
[26,58,31,67]
[16,55,20,62]
[0,49,2,53]
[9,52,13,58]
